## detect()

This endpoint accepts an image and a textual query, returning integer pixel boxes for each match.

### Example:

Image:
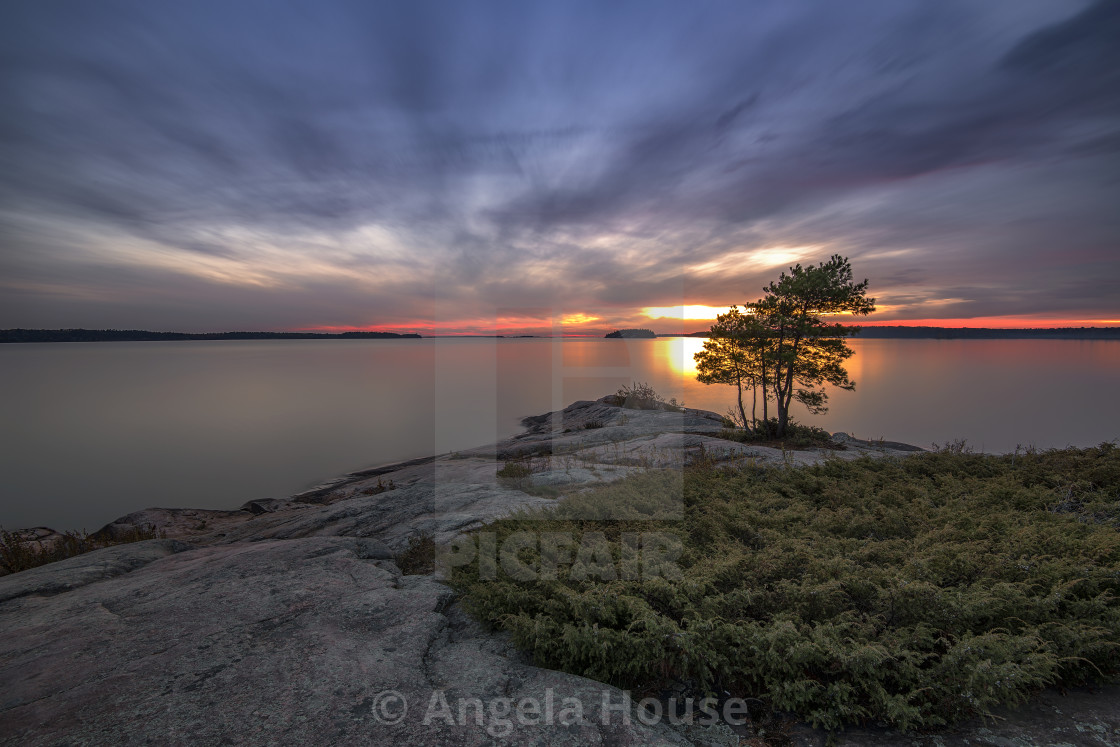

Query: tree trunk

[772,334,785,436]
[779,351,798,437]
[761,374,768,426]
[773,357,785,437]
[775,313,806,437]
[735,371,748,431]
[751,384,758,433]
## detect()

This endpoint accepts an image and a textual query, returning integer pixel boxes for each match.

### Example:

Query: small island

[604,328,656,338]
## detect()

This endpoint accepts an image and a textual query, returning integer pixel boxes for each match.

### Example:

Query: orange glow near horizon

[303,311,606,336]
[858,317,1120,329]
[560,313,601,325]
[302,313,1120,336]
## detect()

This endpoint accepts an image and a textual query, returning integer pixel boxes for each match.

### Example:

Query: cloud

[0,0,1117,331]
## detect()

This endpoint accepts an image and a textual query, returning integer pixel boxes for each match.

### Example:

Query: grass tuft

[603,382,685,412]
[395,531,436,575]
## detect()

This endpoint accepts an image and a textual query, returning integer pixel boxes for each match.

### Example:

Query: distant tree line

[683,326,1120,340]
[604,328,656,338]
[850,326,1120,339]
[0,329,422,343]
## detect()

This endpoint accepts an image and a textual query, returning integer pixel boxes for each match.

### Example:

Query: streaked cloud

[1,0,1117,332]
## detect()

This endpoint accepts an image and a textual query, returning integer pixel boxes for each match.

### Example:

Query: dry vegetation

[0,525,165,575]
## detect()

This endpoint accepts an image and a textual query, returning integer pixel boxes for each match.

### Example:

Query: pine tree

[696,255,875,436]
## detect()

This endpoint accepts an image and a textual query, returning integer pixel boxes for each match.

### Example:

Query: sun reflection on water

[664,336,707,377]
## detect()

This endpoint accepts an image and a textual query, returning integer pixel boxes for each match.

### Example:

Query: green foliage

[715,419,837,450]
[497,461,535,489]
[522,484,563,499]
[696,255,875,436]
[605,328,656,338]
[395,531,436,575]
[0,525,165,574]
[696,306,768,430]
[754,256,874,434]
[453,444,1120,732]
[497,462,534,479]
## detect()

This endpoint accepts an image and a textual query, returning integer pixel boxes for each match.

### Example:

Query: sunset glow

[858,318,1120,329]
[642,306,733,321]
[560,313,601,326]
[688,247,819,275]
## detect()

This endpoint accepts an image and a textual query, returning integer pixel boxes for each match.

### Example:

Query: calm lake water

[2,337,1118,530]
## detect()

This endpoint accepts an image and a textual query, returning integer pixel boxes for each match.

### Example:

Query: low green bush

[453,444,1120,732]
[395,531,436,575]
[716,419,837,450]
[497,460,535,489]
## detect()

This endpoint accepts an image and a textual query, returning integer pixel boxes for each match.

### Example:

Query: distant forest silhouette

[0,329,421,343]
[604,328,657,338]
[678,326,1120,340]
[3,326,1118,343]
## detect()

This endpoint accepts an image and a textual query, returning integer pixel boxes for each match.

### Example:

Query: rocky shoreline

[2,397,1116,745]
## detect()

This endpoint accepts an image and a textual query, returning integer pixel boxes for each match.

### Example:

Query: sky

[1,0,1117,335]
